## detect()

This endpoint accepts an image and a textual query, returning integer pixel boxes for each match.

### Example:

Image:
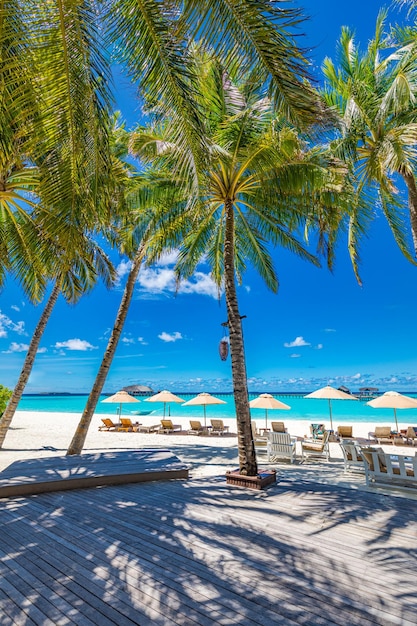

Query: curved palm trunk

[66,246,144,455]
[0,281,60,448]
[224,199,257,476]
[402,171,417,256]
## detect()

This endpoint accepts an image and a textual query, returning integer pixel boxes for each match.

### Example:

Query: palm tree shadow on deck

[1,461,416,625]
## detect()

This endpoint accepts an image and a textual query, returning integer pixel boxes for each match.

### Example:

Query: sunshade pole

[328,399,333,431]
[203,405,206,427]
[265,408,268,430]
[394,408,399,432]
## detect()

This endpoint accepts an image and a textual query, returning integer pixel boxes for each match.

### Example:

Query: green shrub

[0,385,12,417]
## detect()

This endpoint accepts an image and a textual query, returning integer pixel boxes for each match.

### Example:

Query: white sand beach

[0,411,412,484]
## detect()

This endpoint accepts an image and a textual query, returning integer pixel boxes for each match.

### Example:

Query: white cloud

[315,343,323,350]
[158,331,182,343]
[54,339,97,351]
[2,342,29,353]
[115,259,132,283]
[284,336,311,348]
[290,353,301,358]
[136,267,220,299]
[155,250,179,266]
[11,305,20,312]
[0,311,26,338]
[122,337,135,344]
[138,336,148,345]
[37,347,47,354]
[324,328,336,332]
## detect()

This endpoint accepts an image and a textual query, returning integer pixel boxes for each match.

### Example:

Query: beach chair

[339,441,364,472]
[137,423,160,433]
[188,420,207,435]
[336,425,353,440]
[210,419,229,435]
[271,421,287,433]
[368,426,393,444]
[117,418,140,432]
[159,419,182,434]
[252,422,268,455]
[301,431,330,462]
[98,418,118,431]
[405,427,417,446]
[267,432,297,463]
[310,423,326,440]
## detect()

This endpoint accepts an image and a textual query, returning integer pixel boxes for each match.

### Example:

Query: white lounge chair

[267,432,297,463]
[301,431,330,462]
[360,447,417,489]
[339,441,364,472]
[252,421,268,455]
[210,419,229,435]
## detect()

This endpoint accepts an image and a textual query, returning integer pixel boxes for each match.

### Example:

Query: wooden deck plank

[22,476,412,620]
[0,470,416,625]
[0,449,189,498]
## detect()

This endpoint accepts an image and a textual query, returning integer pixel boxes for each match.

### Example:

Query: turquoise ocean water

[17,393,417,426]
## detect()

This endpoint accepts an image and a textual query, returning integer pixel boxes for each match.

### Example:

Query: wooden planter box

[225,468,276,490]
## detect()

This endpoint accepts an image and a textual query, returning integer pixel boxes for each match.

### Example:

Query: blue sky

[1,1,417,394]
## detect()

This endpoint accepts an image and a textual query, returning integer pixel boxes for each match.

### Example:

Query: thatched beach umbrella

[304,385,357,431]
[145,390,185,418]
[249,393,290,430]
[182,392,227,426]
[367,391,417,432]
[102,390,140,418]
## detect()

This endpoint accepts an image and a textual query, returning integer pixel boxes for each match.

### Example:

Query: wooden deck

[0,465,416,624]
[0,449,189,498]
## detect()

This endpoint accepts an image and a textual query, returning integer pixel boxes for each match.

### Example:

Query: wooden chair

[360,446,417,488]
[210,419,229,435]
[117,418,140,432]
[188,420,207,435]
[310,423,326,440]
[301,431,330,462]
[339,441,364,472]
[368,426,393,444]
[267,432,297,463]
[137,423,160,433]
[252,421,268,455]
[271,422,287,433]
[336,425,353,440]
[98,418,118,431]
[405,427,417,446]
[159,419,182,434]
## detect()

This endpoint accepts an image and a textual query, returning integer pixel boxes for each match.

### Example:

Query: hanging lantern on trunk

[219,337,229,361]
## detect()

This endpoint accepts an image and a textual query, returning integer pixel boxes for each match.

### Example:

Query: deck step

[0,448,189,498]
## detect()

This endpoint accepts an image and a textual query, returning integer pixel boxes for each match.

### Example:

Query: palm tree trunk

[224,199,257,476]
[0,281,60,448]
[402,171,417,256]
[66,246,144,455]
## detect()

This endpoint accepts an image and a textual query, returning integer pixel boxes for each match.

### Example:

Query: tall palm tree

[129,53,350,475]
[0,234,115,449]
[321,10,417,266]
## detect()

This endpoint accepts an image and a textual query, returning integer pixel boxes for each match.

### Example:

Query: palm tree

[129,53,349,475]
[321,10,417,264]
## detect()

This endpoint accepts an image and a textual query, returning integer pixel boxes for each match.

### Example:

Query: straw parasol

[182,392,227,426]
[145,390,185,418]
[249,393,290,430]
[102,390,140,418]
[304,385,357,431]
[367,391,417,432]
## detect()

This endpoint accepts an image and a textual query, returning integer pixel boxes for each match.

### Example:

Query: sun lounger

[405,427,417,446]
[267,432,297,463]
[339,441,364,472]
[117,418,140,432]
[251,422,268,455]
[271,422,287,433]
[98,418,118,431]
[188,420,208,435]
[368,426,393,444]
[336,425,353,440]
[137,424,160,433]
[159,419,182,434]
[310,423,326,440]
[210,419,229,435]
[301,431,330,461]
